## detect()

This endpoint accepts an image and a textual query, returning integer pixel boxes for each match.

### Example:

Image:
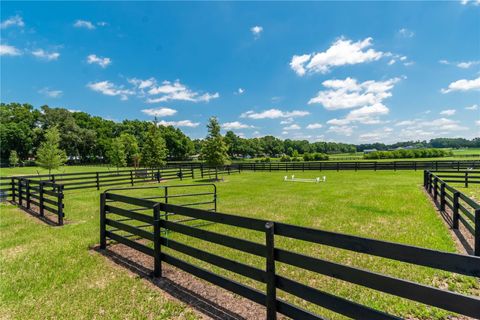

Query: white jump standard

[284,175,326,183]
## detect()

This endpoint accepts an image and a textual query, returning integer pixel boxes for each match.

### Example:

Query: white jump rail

[284,175,326,183]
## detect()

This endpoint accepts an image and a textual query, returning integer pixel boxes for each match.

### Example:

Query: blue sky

[1,1,479,143]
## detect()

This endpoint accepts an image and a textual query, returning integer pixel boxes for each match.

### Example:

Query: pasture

[1,167,479,319]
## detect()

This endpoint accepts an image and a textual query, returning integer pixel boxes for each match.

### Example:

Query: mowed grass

[1,168,479,319]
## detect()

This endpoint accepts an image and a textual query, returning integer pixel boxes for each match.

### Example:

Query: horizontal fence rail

[100,193,480,319]
[166,160,480,172]
[0,177,65,225]
[424,170,479,256]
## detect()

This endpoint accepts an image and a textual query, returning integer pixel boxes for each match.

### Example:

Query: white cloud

[87,54,111,68]
[141,107,177,117]
[306,123,323,129]
[97,21,108,27]
[283,124,301,130]
[241,108,310,119]
[327,103,390,125]
[68,109,81,113]
[222,121,253,130]
[280,118,294,124]
[1,15,24,29]
[290,37,386,75]
[327,125,356,136]
[251,26,263,39]
[157,120,200,128]
[87,81,134,100]
[0,44,22,56]
[397,118,468,133]
[32,49,60,61]
[466,104,478,111]
[461,0,480,5]
[128,77,156,90]
[236,88,245,95]
[308,77,401,110]
[476,120,480,126]
[398,28,414,38]
[439,109,456,116]
[439,59,480,69]
[74,20,96,29]
[441,77,480,93]
[38,87,63,98]
[146,80,219,103]
[395,120,417,126]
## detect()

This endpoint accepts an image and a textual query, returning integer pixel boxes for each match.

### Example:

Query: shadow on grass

[13,201,61,226]
[94,246,248,320]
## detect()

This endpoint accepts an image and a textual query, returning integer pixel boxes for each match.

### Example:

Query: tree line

[1,103,479,167]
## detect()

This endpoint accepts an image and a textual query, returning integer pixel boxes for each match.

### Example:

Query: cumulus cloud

[308,77,401,110]
[461,0,480,5]
[141,107,177,117]
[73,20,96,29]
[222,121,253,130]
[1,15,24,29]
[397,118,467,132]
[251,26,263,39]
[439,109,456,116]
[32,49,60,61]
[87,54,111,68]
[290,37,386,75]
[241,109,310,119]
[306,123,323,129]
[235,88,245,95]
[87,81,134,101]
[441,77,480,93]
[0,44,22,56]
[439,59,480,69]
[466,104,478,111]
[145,80,219,103]
[157,120,200,128]
[38,87,63,98]
[91,77,219,103]
[283,124,301,130]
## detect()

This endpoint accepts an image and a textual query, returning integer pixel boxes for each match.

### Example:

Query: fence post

[423,171,427,188]
[452,192,460,229]
[475,209,479,256]
[465,172,469,188]
[153,204,162,277]
[265,221,276,320]
[130,170,134,186]
[96,172,100,190]
[18,179,23,207]
[179,167,183,180]
[433,177,438,201]
[191,167,194,179]
[201,164,204,178]
[440,182,446,211]
[374,162,377,172]
[57,185,64,226]
[100,193,106,249]
[10,177,15,203]
[25,180,31,210]
[39,182,45,217]
[394,161,396,172]
[414,161,417,171]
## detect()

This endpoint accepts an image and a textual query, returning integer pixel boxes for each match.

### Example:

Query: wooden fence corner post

[153,203,162,277]
[433,177,438,201]
[474,209,479,257]
[39,182,45,217]
[25,179,31,210]
[100,193,106,249]
[465,172,469,188]
[440,182,446,211]
[57,185,64,226]
[452,192,460,229]
[10,177,15,203]
[265,221,276,320]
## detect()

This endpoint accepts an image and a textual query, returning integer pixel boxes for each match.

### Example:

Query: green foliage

[35,126,67,174]
[119,133,139,166]
[201,117,230,167]
[107,138,127,170]
[364,148,453,159]
[141,126,167,168]
[303,152,329,161]
[8,150,19,167]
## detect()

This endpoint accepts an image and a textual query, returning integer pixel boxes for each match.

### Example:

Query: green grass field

[1,167,479,319]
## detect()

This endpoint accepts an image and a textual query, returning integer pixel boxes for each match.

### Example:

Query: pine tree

[36,127,67,174]
[141,126,167,168]
[9,150,19,167]
[107,138,127,172]
[202,117,230,167]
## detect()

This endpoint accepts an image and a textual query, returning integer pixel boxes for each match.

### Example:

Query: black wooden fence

[200,165,241,179]
[100,193,480,319]
[424,170,480,256]
[167,160,480,172]
[0,176,65,225]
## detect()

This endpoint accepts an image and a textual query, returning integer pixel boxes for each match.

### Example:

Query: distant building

[363,149,377,154]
